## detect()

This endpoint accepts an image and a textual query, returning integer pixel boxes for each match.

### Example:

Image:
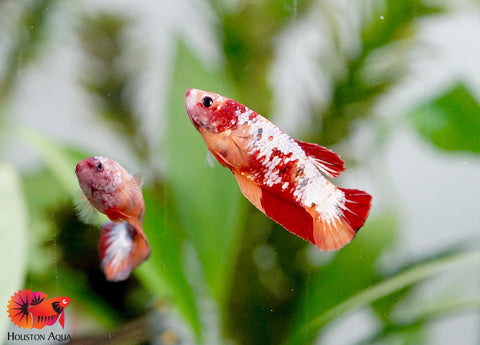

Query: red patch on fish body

[185,89,372,251]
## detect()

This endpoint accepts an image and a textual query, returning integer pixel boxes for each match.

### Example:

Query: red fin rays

[311,188,372,250]
[99,222,151,281]
[296,140,345,178]
[338,188,372,231]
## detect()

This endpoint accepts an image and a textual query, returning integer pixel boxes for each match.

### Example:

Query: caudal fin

[99,221,151,281]
[338,188,372,231]
[7,289,47,329]
[312,188,372,251]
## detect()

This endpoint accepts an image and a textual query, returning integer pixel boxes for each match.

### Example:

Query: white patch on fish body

[237,107,255,126]
[236,112,345,223]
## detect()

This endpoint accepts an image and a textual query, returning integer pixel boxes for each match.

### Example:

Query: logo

[7,289,71,330]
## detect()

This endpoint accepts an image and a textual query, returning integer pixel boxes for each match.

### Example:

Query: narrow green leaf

[410,84,480,153]
[287,214,397,344]
[0,165,28,336]
[17,127,82,195]
[358,296,480,345]
[284,251,480,345]
[164,41,244,303]
[135,189,202,338]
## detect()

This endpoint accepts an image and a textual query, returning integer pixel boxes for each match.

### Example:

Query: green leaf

[360,296,480,344]
[410,83,480,153]
[164,41,244,304]
[0,165,28,336]
[17,127,84,195]
[135,189,202,338]
[284,251,480,345]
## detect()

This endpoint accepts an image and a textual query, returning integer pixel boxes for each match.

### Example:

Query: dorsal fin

[296,140,345,178]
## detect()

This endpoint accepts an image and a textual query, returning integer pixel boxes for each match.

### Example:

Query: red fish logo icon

[7,289,71,329]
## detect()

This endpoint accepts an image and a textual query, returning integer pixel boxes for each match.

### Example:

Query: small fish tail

[99,221,151,282]
[7,289,35,329]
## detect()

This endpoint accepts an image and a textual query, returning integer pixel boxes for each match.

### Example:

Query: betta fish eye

[201,96,213,108]
[96,162,103,172]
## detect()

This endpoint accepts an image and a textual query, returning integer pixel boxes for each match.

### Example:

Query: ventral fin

[296,140,345,178]
[74,192,105,225]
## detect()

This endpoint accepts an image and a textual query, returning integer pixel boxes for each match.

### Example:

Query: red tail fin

[338,188,372,232]
[310,188,371,251]
[99,221,151,281]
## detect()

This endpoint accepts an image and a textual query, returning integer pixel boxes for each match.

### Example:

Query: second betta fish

[185,89,372,251]
[75,156,150,281]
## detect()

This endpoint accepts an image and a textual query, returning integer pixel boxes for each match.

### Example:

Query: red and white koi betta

[75,156,150,281]
[185,89,372,250]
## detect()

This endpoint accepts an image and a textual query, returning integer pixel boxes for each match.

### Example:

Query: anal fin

[234,172,315,243]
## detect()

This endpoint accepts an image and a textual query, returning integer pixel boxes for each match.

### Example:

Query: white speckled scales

[236,112,345,224]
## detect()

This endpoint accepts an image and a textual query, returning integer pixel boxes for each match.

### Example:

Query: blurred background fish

[75,156,150,281]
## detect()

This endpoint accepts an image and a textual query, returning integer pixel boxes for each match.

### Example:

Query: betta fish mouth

[186,110,201,130]
[75,162,81,175]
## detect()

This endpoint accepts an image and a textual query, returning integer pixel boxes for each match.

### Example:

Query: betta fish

[75,156,150,281]
[7,289,71,329]
[185,89,372,251]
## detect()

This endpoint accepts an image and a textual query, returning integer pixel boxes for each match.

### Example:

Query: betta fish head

[53,297,72,310]
[185,88,248,133]
[75,156,123,198]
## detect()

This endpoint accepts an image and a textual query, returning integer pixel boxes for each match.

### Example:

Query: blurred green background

[0,0,479,344]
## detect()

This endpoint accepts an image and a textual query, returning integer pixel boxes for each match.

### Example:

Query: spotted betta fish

[75,156,150,281]
[185,89,372,251]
